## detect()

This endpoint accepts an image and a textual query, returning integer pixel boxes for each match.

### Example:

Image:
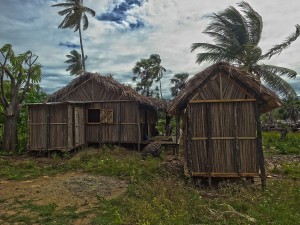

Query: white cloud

[1,0,300,96]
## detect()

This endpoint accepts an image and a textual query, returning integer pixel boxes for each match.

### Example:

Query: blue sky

[1,0,300,98]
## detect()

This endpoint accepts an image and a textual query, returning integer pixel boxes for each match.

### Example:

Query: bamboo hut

[28,72,166,152]
[168,62,282,187]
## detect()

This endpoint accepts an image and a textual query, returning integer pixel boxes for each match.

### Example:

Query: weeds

[263,131,300,155]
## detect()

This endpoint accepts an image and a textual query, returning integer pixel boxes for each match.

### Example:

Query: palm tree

[170,73,189,97]
[151,54,166,99]
[191,1,300,98]
[65,49,86,76]
[52,0,95,72]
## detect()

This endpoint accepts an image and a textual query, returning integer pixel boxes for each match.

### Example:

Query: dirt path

[0,172,127,209]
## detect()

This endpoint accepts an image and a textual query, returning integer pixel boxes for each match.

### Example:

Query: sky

[1,0,300,99]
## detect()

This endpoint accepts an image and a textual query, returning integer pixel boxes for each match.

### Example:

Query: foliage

[65,49,85,76]
[0,44,42,152]
[0,143,299,224]
[170,72,189,97]
[277,97,300,123]
[263,131,300,155]
[52,0,96,72]
[191,1,300,98]
[132,54,166,97]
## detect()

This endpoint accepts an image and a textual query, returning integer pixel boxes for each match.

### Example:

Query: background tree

[191,1,300,98]
[0,44,42,152]
[52,0,95,72]
[132,54,166,97]
[278,98,300,124]
[170,72,189,97]
[65,49,86,76]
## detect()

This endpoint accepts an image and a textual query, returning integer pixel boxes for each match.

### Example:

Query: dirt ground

[0,172,127,209]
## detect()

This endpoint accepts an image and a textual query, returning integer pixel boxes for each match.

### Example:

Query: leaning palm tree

[52,0,95,72]
[65,49,86,76]
[191,1,300,98]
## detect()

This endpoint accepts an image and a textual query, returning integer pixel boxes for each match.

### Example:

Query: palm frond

[219,6,249,44]
[260,64,297,78]
[255,66,297,98]
[51,3,74,8]
[238,1,262,45]
[84,7,96,17]
[58,8,72,16]
[261,24,300,59]
[82,14,89,30]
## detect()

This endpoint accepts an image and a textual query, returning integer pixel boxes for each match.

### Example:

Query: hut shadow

[192,177,255,189]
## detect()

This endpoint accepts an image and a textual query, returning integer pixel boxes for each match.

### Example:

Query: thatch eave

[47,72,167,111]
[168,62,282,115]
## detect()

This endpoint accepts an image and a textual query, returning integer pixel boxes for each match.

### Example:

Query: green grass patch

[263,131,300,155]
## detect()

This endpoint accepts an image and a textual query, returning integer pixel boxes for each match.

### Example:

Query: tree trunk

[79,27,86,72]
[2,115,18,152]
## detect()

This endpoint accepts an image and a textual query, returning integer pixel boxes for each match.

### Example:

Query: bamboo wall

[28,101,158,151]
[86,101,140,143]
[186,73,259,177]
[28,103,85,151]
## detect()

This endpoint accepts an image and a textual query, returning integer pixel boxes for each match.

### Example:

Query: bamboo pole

[255,101,266,190]
[46,105,50,157]
[175,112,180,156]
[205,103,212,186]
[187,105,192,174]
[234,102,241,175]
[137,104,141,151]
[118,101,121,145]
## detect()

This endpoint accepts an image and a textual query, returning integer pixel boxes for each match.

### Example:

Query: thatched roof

[168,62,282,114]
[47,72,167,111]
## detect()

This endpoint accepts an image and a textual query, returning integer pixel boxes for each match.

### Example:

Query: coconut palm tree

[191,1,300,98]
[52,0,95,72]
[170,72,189,97]
[65,49,86,76]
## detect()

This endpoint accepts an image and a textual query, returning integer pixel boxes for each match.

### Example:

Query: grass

[263,131,300,155]
[0,135,299,224]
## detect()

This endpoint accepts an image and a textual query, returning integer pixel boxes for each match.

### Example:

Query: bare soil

[0,172,127,209]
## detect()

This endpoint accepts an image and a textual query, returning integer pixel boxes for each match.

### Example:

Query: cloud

[59,42,81,49]
[0,0,300,99]
[97,0,144,29]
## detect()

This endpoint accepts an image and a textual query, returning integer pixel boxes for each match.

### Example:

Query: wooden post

[234,102,241,175]
[175,113,180,156]
[255,101,266,190]
[46,105,50,157]
[27,106,31,151]
[205,103,212,186]
[118,101,121,145]
[137,104,141,151]
[187,105,192,174]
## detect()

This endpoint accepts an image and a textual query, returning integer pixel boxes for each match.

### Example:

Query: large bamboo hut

[28,72,166,153]
[168,62,282,187]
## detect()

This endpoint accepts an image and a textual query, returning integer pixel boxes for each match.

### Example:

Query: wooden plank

[191,172,260,177]
[190,99,256,103]
[191,137,256,140]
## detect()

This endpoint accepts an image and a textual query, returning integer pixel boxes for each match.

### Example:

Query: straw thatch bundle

[47,72,167,111]
[168,62,282,114]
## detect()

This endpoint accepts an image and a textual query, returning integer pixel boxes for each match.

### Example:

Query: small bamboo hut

[28,72,166,152]
[168,62,282,187]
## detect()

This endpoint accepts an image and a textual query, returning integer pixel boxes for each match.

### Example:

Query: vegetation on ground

[0,135,299,224]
